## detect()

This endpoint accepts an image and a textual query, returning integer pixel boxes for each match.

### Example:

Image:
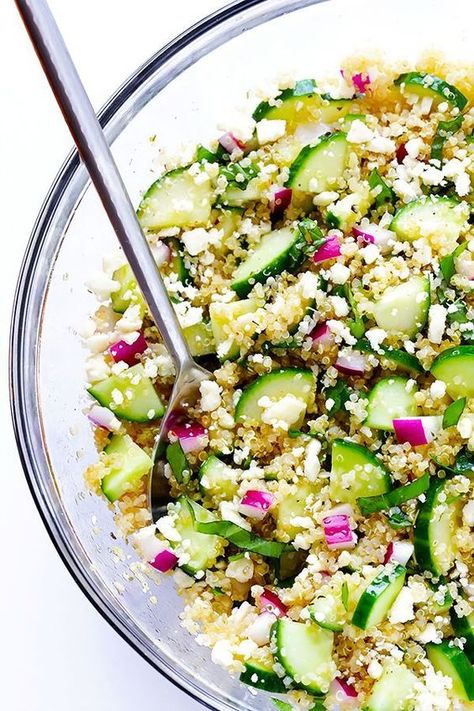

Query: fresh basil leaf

[166,441,191,484]
[192,517,295,558]
[454,448,474,476]
[358,474,430,515]
[196,145,219,163]
[220,161,259,190]
[440,241,468,282]
[324,380,351,416]
[442,397,466,428]
[341,581,349,611]
[431,115,464,163]
[368,168,395,206]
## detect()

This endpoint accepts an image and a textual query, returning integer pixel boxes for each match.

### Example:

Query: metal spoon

[16,0,212,521]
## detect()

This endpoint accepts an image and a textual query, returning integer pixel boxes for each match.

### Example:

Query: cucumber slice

[88,364,165,422]
[101,434,152,502]
[365,376,418,431]
[166,236,192,285]
[394,73,468,111]
[137,167,213,230]
[234,368,315,424]
[240,660,286,693]
[276,481,318,540]
[390,196,468,248]
[230,227,299,298]
[426,642,474,702]
[252,79,354,128]
[365,663,418,711]
[371,275,430,338]
[356,339,423,375]
[273,618,335,695]
[172,496,223,575]
[450,604,474,662]
[209,298,261,360]
[286,132,349,193]
[198,455,238,501]
[330,439,391,506]
[351,564,407,629]
[110,263,145,314]
[183,321,216,358]
[430,346,474,399]
[414,477,460,576]
[309,592,345,632]
[218,176,266,208]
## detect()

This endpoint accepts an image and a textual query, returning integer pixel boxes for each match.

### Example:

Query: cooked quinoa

[83,55,474,711]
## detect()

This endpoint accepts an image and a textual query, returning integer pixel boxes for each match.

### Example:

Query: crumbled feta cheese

[258,394,306,431]
[365,327,386,351]
[458,414,474,439]
[86,354,111,383]
[367,659,383,679]
[211,640,234,669]
[299,271,320,299]
[312,191,340,207]
[247,611,275,646]
[388,586,415,624]
[220,501,252,531]
[360,243,380,264]
[116,304,143,334]
[329,295,349,317]
[405,137,423,158]
[156,515,181,543]
[256,119,287,144]
[328,262,351,285]
[463,500,474,526]
[427,304,447,344]
[367,136,396,154]
[226,557,254,583]
[181,227,212,256]
[173,300,203,328]
[417,623,443,644]
[304,439,322,481]
[85,272,119,301]
[199,379,222,412]
[430,380,447,400]
[130,524,162,562]
[173,568,195,589]
[346,119,374,144]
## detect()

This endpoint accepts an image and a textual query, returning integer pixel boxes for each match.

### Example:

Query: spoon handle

[15,0,193,371]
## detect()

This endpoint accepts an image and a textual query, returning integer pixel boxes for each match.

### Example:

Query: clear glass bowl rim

[8,1,322,709]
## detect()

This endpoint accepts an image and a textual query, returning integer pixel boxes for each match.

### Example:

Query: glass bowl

[9,0,474,708]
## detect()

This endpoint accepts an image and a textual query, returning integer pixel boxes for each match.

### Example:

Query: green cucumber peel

[356,338,423,374]
[358,473,430,515]
[442,397,466,428]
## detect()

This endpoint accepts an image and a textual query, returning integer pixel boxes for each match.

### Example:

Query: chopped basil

[196,145,219,163]
[368,168,395,206]
[220,161,259,190]
[439,241,468,282]
[358,474,430,515]
[324,380,351,416]
[166,441,191,484]
[192,517,295,558]
[430,115,464,163]
[442,397,466,428]
[384,508,413,529]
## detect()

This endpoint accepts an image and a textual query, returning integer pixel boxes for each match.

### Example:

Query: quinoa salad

[83,56,474,711]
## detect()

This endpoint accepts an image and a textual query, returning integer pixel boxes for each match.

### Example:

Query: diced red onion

[312,236,341,263]
[294,122,331,144]
[393,416,443,447]
[396,142,408,163]
[331,677,358,700]
[218,131,245,154]
[169,420,208,454]
[258,589,288,617]
[323,514,356,550]
[351,72,371,94]
[352,224,393,252]
[109,331,148,366]
[311,322,335,348]
[335,351,368,376]
[238,490,275,520]
[87,404,121,432]
[270,186,292,217]
[384,540,414,566]
[150,548,179,573]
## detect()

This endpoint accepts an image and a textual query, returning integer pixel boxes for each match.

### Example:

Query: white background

[1,2,225,709]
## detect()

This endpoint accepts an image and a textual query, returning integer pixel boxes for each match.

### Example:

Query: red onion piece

[335,351,367,376]
[351,72,371,94]
[150,548,179,573]
[323,514,356,550]
[331,677,358,699]
[310,322,335,348]
[109,331,148,366]
[270,186,292,217]
[87,404,121,432]
[152,240,172,266]
[393,416,442,447]
[258,589,288,617]
[238,490,275,520]
[169,420,208,454]
[218,132,245,154]
[396,142,408,163]
[384,540,414,566]
[312,236,341,263]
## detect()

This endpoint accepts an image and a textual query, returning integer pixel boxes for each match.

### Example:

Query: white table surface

[1,2,225,709]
